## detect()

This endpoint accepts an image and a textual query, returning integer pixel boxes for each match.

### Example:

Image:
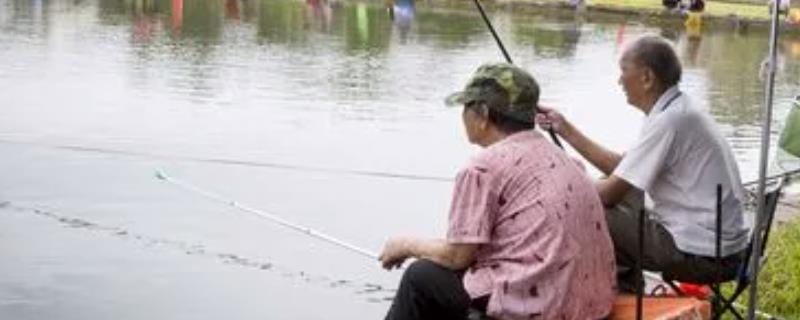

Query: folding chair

[616,207,712,320]
[658,177,787,319]
[710,177,786,319]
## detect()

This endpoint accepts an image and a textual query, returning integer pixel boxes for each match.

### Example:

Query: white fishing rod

[154,169,379,260]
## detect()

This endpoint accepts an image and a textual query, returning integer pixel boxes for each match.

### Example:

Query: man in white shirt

[536,35,750,291]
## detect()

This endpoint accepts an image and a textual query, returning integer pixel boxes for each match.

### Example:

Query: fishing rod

[742,167,800,188]
[471,0,564,149]
[154,169,380,260]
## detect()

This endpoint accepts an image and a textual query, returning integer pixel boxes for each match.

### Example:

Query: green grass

[587,0,771,20]
[705,1,771,20]
[588,0,663,11]
[720,218,800,319]
[509,0,774,21]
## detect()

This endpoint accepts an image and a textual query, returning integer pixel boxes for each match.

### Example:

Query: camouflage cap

[445,62,540,124]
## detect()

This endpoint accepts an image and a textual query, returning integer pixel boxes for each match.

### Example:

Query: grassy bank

[588,0,770,21]
[493,0,789,24]
[722,218,800,319]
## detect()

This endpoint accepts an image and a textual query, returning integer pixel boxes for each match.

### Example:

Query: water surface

[1,0,799,319]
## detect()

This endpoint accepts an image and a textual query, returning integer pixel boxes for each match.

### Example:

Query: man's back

[614,88,748,257]
[448,130,616,320]
[655,96,748,256]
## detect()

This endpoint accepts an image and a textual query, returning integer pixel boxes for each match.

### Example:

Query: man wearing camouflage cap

[379,63,616,320]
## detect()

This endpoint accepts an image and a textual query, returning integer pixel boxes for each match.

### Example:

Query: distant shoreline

[421,0,800,33]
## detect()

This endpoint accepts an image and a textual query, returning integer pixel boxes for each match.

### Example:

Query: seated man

[380,63,616,320]
[536,35,750,291]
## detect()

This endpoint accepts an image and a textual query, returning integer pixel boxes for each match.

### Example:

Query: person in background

[663,0,704,13]
[380,63,616,320]
[662,0,681,11]
[688,0,705,12]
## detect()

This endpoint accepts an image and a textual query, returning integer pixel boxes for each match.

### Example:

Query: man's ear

[643,68,656,91]
[478,112,491,131]
[473,102,488,117]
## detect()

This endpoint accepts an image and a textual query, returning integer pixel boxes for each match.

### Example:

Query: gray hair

[626,35,682,88]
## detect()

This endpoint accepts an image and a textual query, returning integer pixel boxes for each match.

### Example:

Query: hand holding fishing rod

[471,0,564,149]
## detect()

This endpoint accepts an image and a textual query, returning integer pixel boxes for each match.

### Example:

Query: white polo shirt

[613,86,749,257]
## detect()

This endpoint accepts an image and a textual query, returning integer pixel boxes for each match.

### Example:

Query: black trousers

[606,190,744,292]
[385,259,488,320]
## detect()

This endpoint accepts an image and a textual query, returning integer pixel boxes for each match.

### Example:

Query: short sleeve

[613,117,676,191]
[447,165,496,244]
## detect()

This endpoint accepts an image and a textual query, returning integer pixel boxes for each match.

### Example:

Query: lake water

[1,0,799,319]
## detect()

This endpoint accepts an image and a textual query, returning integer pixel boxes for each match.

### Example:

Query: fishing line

[0,138,451,182]
[742,167,800,188]
[470,0,564,149]
[2,138,793,189]
[154,169,380,261]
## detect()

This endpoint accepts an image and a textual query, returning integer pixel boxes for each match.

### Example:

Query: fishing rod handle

[548,129,563,148]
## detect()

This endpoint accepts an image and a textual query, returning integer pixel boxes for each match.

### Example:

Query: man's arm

[596,175,633,207]
[379,237,479,271]
[536,107,623,175]
[561,121,623,176]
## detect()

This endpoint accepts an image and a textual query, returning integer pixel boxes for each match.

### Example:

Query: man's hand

[536,105,623,175]
[535,105,569,135]
[379,237,412,270]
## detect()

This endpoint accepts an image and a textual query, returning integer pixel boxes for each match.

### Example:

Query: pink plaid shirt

[447,131,616,320]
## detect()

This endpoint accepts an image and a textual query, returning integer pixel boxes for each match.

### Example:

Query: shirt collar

[647,86,682,119]
[487,130,542,151]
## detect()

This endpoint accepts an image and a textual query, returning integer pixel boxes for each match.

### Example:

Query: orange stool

[609,295,711,320]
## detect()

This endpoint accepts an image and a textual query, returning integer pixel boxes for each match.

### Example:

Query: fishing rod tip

[154,170,167,180]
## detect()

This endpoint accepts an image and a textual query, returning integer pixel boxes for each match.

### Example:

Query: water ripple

[0,201,397,304]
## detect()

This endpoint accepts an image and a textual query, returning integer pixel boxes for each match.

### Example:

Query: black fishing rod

[743,167,800,188]
[471,0,564,149]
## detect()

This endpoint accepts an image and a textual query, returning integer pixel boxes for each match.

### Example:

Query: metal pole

[715,184,723,319]
[748,1,782,318]
[636,208,644,320]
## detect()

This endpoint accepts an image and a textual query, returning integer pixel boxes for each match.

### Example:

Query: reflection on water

[1,0,797,208]
[511,13,582,59]
[2,0,798,228]
[387,0,414,42]
[305,0,333,33]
